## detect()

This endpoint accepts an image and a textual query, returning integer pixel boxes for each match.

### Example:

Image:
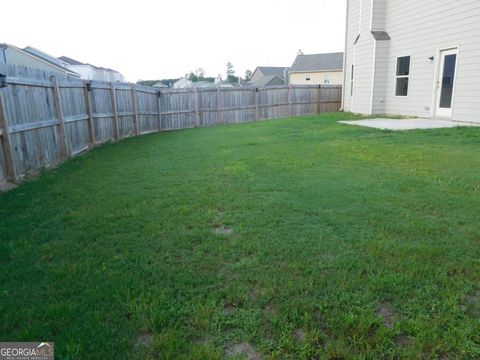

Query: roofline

[288,69,343,74]
[4,43,80,77]
[294,52,344,56]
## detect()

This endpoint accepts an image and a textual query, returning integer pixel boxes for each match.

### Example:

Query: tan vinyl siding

[289,71,344,85]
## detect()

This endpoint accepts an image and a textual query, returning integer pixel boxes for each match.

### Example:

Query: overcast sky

[1,0,346,82]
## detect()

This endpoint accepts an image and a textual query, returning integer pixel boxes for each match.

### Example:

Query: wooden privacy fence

[0,64,342,183]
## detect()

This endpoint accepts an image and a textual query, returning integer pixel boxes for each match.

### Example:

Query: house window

[350,65,354,96]
[395,56,410,96]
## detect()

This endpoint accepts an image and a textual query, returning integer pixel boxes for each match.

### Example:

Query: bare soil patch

[213,226,234,235]
[376,303,395,329]
[293,329,306,343]
[0,182,18,192]
[135,332,153,347]
[226,342,262,360]
[395,334,413,348]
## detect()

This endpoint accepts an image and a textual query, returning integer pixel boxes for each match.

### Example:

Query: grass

[1,112,480,359]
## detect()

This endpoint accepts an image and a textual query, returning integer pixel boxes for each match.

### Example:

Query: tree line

[138,62,253,87]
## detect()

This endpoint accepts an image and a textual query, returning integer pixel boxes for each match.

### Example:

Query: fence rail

[0,64,342,182]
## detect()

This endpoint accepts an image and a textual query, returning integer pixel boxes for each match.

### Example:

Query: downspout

[341,0,350,111]
[369,0,376,115]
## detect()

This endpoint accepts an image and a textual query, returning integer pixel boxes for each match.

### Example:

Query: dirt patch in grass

[0,182,18,192]
[135,332,153,348]
[376,303,396,329]
[293,329,306,343]
[226,342,262,360]
[213,226,234,235]
[462,289,480,315]
[223,303,237,316]
[395,334,413,349]
[263,304,277,317]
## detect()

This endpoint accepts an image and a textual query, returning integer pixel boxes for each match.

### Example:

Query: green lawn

[1,112,480,359]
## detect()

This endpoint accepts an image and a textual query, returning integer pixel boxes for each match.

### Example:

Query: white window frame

[395,55,411,97]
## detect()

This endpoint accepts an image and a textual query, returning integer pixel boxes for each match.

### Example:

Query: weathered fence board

[0,64,341,182]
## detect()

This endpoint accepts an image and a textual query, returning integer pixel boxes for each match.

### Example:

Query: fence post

[288,85,293,117]
[156,91,162,131]
[110,83,120,140]
[255,88,259,121]
[83,81,95,147]
[316,85,322,114]
[0,88,17,181]
[51,76,69,159]
[193,87,200,127]
[131,84,139,136]
[216,86,221,125]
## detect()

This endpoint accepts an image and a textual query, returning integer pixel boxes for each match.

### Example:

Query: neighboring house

[173,78,224,89]
[57,56,96,80]
[252,75,285,87]
[173,78,193,89]
[343,0,480,123]
[248,66,289,87]
[289,52,344,85]
[0,44,79,77]
[58,56,125,82]
[152,82,169,88]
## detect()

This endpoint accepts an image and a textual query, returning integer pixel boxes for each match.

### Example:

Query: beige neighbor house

[289,52,344,85]
[343,0,480,123]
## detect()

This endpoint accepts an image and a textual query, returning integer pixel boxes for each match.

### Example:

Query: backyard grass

[1,112,480,359]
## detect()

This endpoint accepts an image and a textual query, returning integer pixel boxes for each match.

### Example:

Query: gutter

[341,0,350,111]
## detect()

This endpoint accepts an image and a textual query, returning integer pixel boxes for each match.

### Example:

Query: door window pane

[439,54,457,108]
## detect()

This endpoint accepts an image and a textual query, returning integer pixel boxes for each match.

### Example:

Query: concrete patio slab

[339,118,480,131]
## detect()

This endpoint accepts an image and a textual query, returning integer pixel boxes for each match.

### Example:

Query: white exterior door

[435,48,458,118]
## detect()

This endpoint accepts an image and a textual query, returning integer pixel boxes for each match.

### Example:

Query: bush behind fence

[0,64,342,182]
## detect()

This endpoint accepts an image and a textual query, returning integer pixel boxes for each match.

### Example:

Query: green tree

[226,62,239,84]
[243,69,253,82]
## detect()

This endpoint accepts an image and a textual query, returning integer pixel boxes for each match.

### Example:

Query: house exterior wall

[344,0,480,123]
[4,46,73,75]
[289,71,344,85]
[68,65,96,80]
[343,0,375,114]
[250,69,264,83]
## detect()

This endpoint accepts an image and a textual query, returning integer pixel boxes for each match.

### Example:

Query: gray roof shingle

[58,56,85,66]
[257,67,289,77]
[290,52,344,72]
